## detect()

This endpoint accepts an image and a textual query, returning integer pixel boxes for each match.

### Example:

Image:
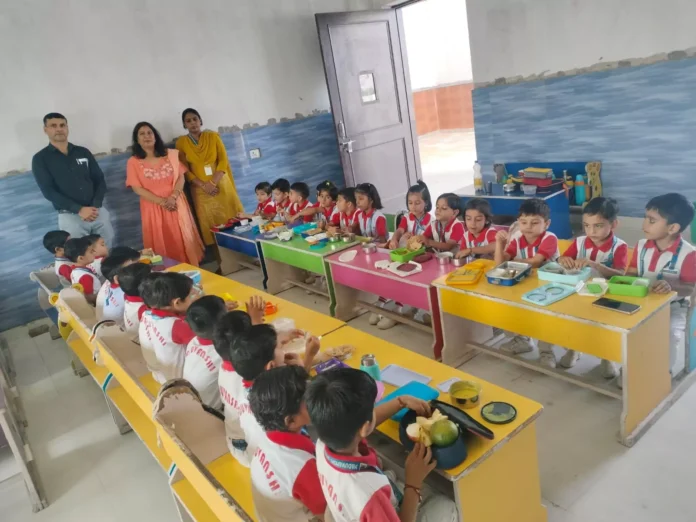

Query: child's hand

[304,335,321,359]
[575,258,591,269]
[278,329,305,346]
[287,214,297,223]
[246,296,266,324]
[495,230,509,244]
[456,248,471,259]
[397,396,432,417]
[284,353,302,366]
[405,443,437,488]
[225,300,239,311]
[416,235,429,247]
[388,237,399,250]
[651,280,672,294]
[140,248,155,257]
[558,256,575,269]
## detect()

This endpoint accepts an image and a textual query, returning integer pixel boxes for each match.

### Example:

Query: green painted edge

[261,242,325,273]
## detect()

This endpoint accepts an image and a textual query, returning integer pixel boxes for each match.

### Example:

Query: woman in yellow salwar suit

[175,108,244,245]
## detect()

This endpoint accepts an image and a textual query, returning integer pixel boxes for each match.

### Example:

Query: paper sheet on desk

[380,364,431,387]
[437,377,460,393]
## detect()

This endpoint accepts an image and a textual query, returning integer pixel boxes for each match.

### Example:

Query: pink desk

[325,246,455,359]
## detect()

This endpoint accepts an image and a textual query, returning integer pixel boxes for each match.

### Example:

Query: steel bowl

[328,235,341,243]
[452,257,467,267]
[436,252,452,265]
[342,233,356,243]
[362,243,377,254]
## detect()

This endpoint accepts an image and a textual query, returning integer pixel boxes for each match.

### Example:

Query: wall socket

[249,148,261,159]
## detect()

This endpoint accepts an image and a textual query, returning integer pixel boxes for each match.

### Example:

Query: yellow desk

[435,272,674,446]
[320,326,547,522]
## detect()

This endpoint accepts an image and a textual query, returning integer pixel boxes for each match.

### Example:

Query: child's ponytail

[406,180,433,213]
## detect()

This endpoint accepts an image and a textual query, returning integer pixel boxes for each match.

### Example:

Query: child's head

[289,182,310,204]
[213,310,253,361]
[43,230,70,257]
[139,272,196,313]
[64,237,95,265]
[355,183,383,212]
[518,198,551,239]
[644,193,695,241]
[217,323,284,381]
[464,198,492,235]
[85,234,108,258]
[249,365,310,433]
[336,187,356,213]
[582,197,619,244]
[255,182,272,203]
[118,263,152,297]
[100,247,141,284]
[306,368,377,451]
[186,295,227,340]
[435,193,461,223]
[271,178,291,204]
[406,181,432,216]
[316,181,339,209]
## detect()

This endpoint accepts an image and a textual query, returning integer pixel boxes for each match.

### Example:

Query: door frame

[316,8,422,187]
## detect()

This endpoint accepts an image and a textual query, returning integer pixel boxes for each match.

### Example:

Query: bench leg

[49,324,61,340]
[70,352,89,378]
[105,394,132,435]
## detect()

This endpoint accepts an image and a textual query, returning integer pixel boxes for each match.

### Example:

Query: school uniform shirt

[316,439,399,522]
[95,281,125,323]
[54,257,72,286]
[397,213,432,236]
[288,200,313,223]
[331,209,359,230]
[505,229,560,261]
[562,233,628,270]
[356,209,388,239]
[272,199,291,221]
[89,256,105,281]
[628,235,696,284]
[138,309,196,384]
[460,226,498,250]
[423,218,465,244]
[183,336,222,409]
[218,361,266,467]
[315,203,339,225]
[70,266,102,296]
[257,197,276,216]
[251,431,327,522]
[123,296,147,334]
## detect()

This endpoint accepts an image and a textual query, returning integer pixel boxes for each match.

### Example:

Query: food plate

[521,282,576,306]
[538,262,591,285]
[481,402,517,425]
[486,261,532,286]
[338,250,357,263]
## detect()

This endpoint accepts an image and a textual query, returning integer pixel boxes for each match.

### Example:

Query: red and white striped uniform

[183,336,222,409]
[257,197,276,216]
[123,296,147,334]
[356,209,387,239]
[331,209,359,229]
[288,200,313,223]
[423,218,465,244]
[629,235,696,284]
[505,229,559,261]
[562,233,628,270]
[70,266,102,296]
[138,309,195,384]
[96,281,125,323]
[397,213,432,236]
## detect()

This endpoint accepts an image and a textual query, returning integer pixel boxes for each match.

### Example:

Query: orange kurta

[126,149,204,265]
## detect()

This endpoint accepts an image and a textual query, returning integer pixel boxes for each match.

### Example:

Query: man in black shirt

[32,113,114,245]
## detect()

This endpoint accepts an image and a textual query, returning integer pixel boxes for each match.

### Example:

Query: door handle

[340,139,354,153]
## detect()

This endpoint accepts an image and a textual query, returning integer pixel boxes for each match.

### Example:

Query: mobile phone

[592,297,641,315]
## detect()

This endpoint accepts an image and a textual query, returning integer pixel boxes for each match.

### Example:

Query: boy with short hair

[43,230,72,284]
[307,368,457,522]
[85,233,109,280]
[239,181,275,220]
[64,237,101,304]
[215,305,320,467]
[271,178,291,221]
[95,247,141,323]
[183,295,228,409]
[249,365,327,522]
[295,181,339,225]
[328,187,359,233]
[139,272,198,383]
[628,193,696,376]
[286,182,313,224]
[119,262,152,334]
[494,198,560,366]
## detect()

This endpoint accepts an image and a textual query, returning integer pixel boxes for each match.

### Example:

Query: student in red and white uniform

[456,198,498,262]
[286,182,313,224]
[292,181,339,226]
[354,183,388,242]
[628,193,696,376]
[494,199,560,367]
[239,182,275,220]
[249,366,327,522]
[389,181,433,250]
[418,193,465,253]
[139,272,198,383]
[95,247,141,323]
[63,237,101,304]
[307,368,459,522]
[270,178,291,222]
[43,230,72,286]
[216,306,320,467]
[85,234,109,281]
[555,198,628,375]
[118,262,152,335]
[182,296,228,409]
[329,187,359,232]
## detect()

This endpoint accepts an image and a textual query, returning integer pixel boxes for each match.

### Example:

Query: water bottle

[473,161,484,192]
[360,354,381,381]
[575,174,586,206]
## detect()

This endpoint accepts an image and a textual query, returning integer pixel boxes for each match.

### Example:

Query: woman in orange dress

[126,122,204,265]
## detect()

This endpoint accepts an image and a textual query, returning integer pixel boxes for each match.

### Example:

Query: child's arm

[458,242,497,259]
[302,336,321,371]
[400,443,437,522]
[374,395,431,426]
[422,237,458,252]
[515,254,547,269]
[295,205,322,220]
[246,296,266,325]
[389,228,406,250]
[291,459,327,519]
[494,230,511,265]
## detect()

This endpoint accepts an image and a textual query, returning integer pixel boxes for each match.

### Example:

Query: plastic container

[292,223,317,235]
[537,262,591,285]
[522,185,537,196]
[522,282,576,307]
[486,261,532,286]
[390,246,425,263]
[575,174,586,205]
[473,161,484,192]
[399,409,467,470]
[607,276,650,297]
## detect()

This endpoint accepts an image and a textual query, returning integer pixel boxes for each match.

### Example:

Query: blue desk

[214,228,267,286]
[458,184,572,239]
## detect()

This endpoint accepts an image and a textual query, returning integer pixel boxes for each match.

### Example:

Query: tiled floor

[2,267,696,521]
[419,129,477,198]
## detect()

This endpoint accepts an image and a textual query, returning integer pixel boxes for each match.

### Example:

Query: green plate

[480,401,517,425]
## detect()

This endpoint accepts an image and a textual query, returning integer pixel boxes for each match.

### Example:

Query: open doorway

[401,0,476,198]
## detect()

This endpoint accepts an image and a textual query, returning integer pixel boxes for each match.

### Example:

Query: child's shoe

[538,342,557,368]
[559,350,580,369]
[399,305,417,319]
[422,312,432,326]
[600,359,619,379]
[377,316,397,330]
[617,368,623,389]
[304,274,317,285]
[368,313,380,325]
[499,336,534,355]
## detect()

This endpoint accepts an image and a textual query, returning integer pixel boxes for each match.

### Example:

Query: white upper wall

[0,0,378,173]
[402,0,472,90]
[467,0,696,84]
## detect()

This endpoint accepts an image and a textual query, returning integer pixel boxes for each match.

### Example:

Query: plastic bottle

[575,174,586,206]
[474,161,484,192]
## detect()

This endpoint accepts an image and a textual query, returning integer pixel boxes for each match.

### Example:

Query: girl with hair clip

[354,183,388,243]
[455,198,498,262]
[295,180,340,226]
[417,193,465,253]
[388,180,433,250]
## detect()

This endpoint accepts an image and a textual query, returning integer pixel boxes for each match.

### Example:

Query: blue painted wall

[0,113,342,332]
[472,58,696,217]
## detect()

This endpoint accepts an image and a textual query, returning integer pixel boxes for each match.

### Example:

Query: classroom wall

[467,0,696,218]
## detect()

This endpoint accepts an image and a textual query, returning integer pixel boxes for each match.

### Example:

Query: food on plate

[407,235,423,251]
[406,409,456,447]
[312,344,356,366]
